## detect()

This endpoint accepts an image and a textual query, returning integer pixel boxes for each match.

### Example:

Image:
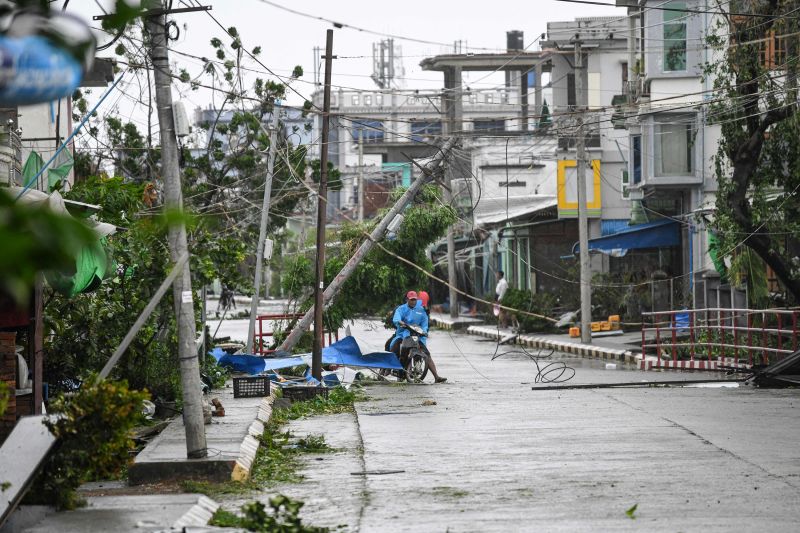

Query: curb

[466,325,642,365]
[429,315,485,331]
[231,393,274,482]
[172,495,220,529]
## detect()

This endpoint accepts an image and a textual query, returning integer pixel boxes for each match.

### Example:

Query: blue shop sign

[0,35,83,105]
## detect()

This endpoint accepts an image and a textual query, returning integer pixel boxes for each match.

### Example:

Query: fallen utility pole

[574,36,592,345]
[531,378,747,391]
[312,29,335,381]
[278,136,458,353]
[246,113,279,354]
[147,11,207,459]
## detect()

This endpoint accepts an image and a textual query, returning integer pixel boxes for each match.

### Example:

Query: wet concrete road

[223,319,800,532]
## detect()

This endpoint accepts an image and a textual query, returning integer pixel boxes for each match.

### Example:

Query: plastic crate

[233,376,270,398]
[282,386,329,402]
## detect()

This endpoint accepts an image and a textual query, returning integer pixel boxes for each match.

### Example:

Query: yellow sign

[557,159,602,218]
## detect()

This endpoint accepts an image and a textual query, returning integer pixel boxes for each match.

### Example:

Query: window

[410,120,442,141]
[567,73,576,108]
[364,95,372,106]
[408,96,417,104]
[351,94,360,106]
[621,61,629,93]
[654,116,695,176]
[469,93,477,104]
[351,120,384,143]
[631,135,642,184]
[485,93,494,104]
[664,2,687,71]
[376,94,384,106]
[473,119,505,133]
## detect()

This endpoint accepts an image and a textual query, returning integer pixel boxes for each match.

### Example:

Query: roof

[473,195,557,226]
[420,51,551,72]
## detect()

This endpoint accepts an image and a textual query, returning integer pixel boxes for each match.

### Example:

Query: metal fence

[254,313,339,355]
[640,307,800,370]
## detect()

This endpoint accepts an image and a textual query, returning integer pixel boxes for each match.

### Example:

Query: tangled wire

[491,329,576,384]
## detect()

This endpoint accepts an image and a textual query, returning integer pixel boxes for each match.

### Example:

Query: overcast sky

[69,1,626,121]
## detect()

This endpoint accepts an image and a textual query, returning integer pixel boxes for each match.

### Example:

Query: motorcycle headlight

[411,335,419,341]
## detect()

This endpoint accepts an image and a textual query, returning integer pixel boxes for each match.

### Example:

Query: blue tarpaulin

[573,219,680,257]
[210,336,403,376]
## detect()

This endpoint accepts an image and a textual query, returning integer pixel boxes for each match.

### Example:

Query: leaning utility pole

[146,11,207,458]
[278,137,457,353]
[574,37,592,345]
[312,29,334,381]
[246,113,279,354]
[357,128,364,222]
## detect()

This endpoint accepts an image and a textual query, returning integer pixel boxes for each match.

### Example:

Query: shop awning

[473,196,557,226]
[574,219,680,257]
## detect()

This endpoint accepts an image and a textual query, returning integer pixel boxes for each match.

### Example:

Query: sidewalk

[430,311,648,365]
[428,311,485,330]
[129,380,273,485]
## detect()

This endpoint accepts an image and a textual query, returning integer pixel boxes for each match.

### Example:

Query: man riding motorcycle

[389,291,447,383]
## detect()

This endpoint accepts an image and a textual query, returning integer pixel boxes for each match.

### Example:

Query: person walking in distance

[495,271,509,328]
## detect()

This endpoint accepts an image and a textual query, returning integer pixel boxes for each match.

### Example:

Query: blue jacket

[392,300,429,346]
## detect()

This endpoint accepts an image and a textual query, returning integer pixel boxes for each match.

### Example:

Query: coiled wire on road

[490,326,576,384]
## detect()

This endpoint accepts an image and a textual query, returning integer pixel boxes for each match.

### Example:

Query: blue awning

[573,219,680,257]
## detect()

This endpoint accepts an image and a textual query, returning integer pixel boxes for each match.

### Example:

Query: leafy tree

[707,1,800,302]
[43,177,183,399]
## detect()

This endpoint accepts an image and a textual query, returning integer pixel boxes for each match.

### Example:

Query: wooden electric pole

[312,29,334,381]
[358,128,364,223]
[247,113,279,354]
[146,9,207,458]
[574,37,592,345]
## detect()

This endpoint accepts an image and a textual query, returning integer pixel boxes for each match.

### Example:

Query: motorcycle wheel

[405,351,429,383]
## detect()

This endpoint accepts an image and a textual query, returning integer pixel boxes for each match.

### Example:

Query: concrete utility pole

[358,128,364,222]
[312,29,334,381]
[574,37,592,345]
[278,137,457,353]
[444,66,463,318]
[246,113,279,354]
[146,12,207,458]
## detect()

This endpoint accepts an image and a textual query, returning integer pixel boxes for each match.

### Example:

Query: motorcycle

[397,322,430,383]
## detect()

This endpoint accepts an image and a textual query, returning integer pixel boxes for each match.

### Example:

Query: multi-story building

[620,0,726,309]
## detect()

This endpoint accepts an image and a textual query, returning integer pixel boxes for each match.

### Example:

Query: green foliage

[626,503,638,520]
[729,248,770,308]
[44,177,183,399]
[0,188,96,303]
[706,3,800,302]
[210,496,328,532]
[501,289,557,333]
[282,186,455,330]
[589,273,629,320]
[309,159,343,191]
[0,381,7,419]
[271,386,362,425]
[295,434,331,453]
[251,425,303,486]
[29,377,148,510]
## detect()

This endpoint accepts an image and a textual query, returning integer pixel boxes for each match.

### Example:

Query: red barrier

[253,313,339,355]
[640,308,800,370]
